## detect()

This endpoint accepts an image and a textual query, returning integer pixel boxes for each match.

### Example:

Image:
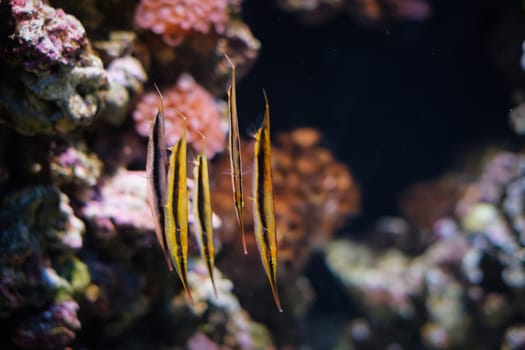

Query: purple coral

[2,0,89,73]
[82,169,155,240]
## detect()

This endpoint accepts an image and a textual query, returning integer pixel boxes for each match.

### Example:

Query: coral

[210,128,358,346]
[325,234,473,348]
[100,55,148,126]
[213,128,360,276]
[50,139,103,189]
[133,73,227,158]
[0,0,108,135]
[94,31,138,64]
[167,260,275,350]
[12,301,81,350]
[1,186,84,254]
[82,169,156,240]
[326,150,525,349]
[134,0,229,47]
[456,152,525,288]
[0,186,89,349]
[1,0,88,74]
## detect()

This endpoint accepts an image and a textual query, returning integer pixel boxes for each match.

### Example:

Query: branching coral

[134,0,229,47]
[133,73,227,158]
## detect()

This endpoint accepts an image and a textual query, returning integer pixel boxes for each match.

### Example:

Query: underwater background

[1,0,525,349]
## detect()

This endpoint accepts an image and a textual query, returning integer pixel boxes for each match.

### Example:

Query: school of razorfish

[145,55,283,312]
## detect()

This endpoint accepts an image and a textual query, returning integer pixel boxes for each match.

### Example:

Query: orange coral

[134,0,229,47]
[133,73,227,158]
[212,128,360,276]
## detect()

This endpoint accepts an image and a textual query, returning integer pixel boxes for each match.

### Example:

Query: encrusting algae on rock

[0,0,108,135]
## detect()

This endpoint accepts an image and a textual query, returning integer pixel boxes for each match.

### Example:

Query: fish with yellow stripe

[253,90,283,312]
[164,111,194,303]
[192,132,218,298]
[225,53,248,255]
[146,86,173,271]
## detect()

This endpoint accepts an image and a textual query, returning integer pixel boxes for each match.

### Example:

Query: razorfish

[146,86,173,271]
[164,112,193,303]
[192,132,218,298]
[253,90,283,312]
[225,53,248,255]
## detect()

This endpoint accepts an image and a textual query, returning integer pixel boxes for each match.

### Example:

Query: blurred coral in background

[134,0,229,47]
[133,73,227,157]
[276,0,431,25]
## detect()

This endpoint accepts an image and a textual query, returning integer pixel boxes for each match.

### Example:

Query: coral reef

[0,0,108,135]
[0,186,88,348]
[12,301,81,350]
[211,128,359,346]
[133,73,227,157]
[213,128,360,276]
[134,0,229,47]
[82,169,157,240]
[50,139,103,190]
[99,55,148,126]
[0,0,272,348]
[326,149,525,349]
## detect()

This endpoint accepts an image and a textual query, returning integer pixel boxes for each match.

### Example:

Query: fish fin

[206,261,219,299]
[267,259,283,312]
[240,215,248,255]
[177,260,194,304]
[270,280,283,313]
[246,121,260,139]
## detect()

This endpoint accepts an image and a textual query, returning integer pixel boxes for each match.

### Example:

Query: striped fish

[253,90,283,312]
[192,135,218,298]
[164,114,193,303]
[225,53,248,255]
[146,87,173,271]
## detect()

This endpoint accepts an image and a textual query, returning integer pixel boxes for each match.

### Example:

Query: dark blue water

[240,0,519,229]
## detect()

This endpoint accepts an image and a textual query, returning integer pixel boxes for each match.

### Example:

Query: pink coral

[134,0,229,47]
[133,73,227,158]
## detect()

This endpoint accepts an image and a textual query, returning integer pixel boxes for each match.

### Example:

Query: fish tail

[240,217,248,255]
[179,261,194,304]
[161,248,174,271]
[269,275,283,313]
[173,257,194,304]
[206,259,218,299]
